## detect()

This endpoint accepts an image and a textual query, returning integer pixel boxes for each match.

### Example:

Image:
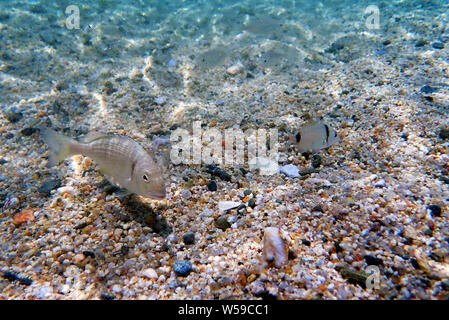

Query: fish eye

[142,174,150,182]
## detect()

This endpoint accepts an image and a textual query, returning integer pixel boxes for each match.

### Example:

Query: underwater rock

[172,260,193,277]
[226,63,244,76]
[38,179,62,196]
[183,232,195,244]
[280,164,300,178]
[427,204,442,217]
[4,108,23,123]
[215,216,231,230]
[207,180,217,191]
[263,227,288,268]
[432,42,444,49]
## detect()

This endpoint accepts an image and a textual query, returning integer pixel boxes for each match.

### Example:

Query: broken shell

[263,227,288,268]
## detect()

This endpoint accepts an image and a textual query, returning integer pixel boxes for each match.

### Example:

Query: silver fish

[291,120,340,153]
[40,128,166,199]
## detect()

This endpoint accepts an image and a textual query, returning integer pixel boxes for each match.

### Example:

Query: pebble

[340,268,369,288]
[218,201,240,212]
[100,292,116,300]
[20,127,38,137]
[207,180,217,191]
[182,189,192,199]
[439,128,449,140]
[280,164,300,178]
[311,155,322,168]
[154,96,167,105]
[183,232,195,245]
[420,85,437,94]
[206,164,231,181]
[12,209,35,227]
[4,108,23,123]
[38,179,62,195]
[415,39,428,47]
[215,216,231,230]
[141,268,158,279]
[263,227,288,268]
[364,255,383,266]
[427,204,442,217]
[432,42,444,49]
[226,63,244,76]
[172,260,193,277]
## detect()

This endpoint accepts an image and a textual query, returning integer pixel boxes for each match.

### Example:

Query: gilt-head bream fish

[40,127,166,199]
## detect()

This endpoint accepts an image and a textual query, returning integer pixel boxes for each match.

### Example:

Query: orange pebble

[13,209,35,227]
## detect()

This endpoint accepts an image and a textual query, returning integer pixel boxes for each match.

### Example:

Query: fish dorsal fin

[302,119,324,128]
[81,131,108,143]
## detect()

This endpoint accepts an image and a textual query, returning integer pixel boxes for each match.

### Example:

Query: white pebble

[226,63,244,76]
[263,227,288,268]
[141,268,158,279]
[280,164,300,178]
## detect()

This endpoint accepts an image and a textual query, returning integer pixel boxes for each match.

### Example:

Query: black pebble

[439,128,449,140]
[0,159,7,165]
[4,109,23,123]
[206,164,231,182]
[18,277,32,286]
[301,239,311,246]
[415,39,428,47]
[432,42,444,49]
[312,205,324,213]
[183,232,195,245]
[100,292,116,300]
[382,39,391,45]
[420,85,437,94]
[247,198,256,209]
[207,180,217,191]
[364,254,383,266]
[38,179,62,195]
[410,258,420,269]
[427,204,442,217]
[82,251,96,258]
[311,155,322,168]
[237,204,247,215]
[20,127,37,137]
[3,271,19,281]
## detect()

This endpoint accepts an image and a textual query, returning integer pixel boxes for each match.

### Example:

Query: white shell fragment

[280,164,300,178]
[263,227,288,268]
[226,63,244,76]
[218,201,241,212]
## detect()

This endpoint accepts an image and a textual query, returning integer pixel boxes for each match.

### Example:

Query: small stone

[154,96,167,105]
[280,164,300,178]
[100,292,116,300]
[439,128,449,140]
[183,232,195,245]
[301,239,311,246]
[167,58,177,68]
[206,164,231,181]
[311,205,324,213]
[243,189,252,196]
[182,189,192,199]
[215,216,231,230]
[38,179,62,195]
[12,209,35,227]
[311,155,322,168]
[20,127,37,137]
[364,255,383,266]
[236,204,247,215]
[415,39,428,47]
[432,42,444,49]
[420,85,437,94]
[141,268,158,279]
[207,180,217,191]
[218,201,240,212]
[263,227,288,268]
[427,204,442,217]
[382,39,391,45]
[172,260,193,277]
[248,198,256,209]
[340,268,369,288]
[226,63,244,76]
[4,108,23,123]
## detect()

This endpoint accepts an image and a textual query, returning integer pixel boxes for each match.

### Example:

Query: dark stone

[183,232,195,245]
[20,127,37,136]
[120,245,129,256]
[172,260,193,277]
[3,271,19,281]
[415,39,428,47]
[364,254,383,266]
[410,258,420,269]
[311,205,324,213]
[243,189,252,196]
[382,39,391,45]
[82,251,95,258]
[206,164,231,181]
[301,239,311,246]
[420,85,437,94]
[439,128,449,140]
[340,268,368,288]
[311,155,322,168]
[100,292,116,300]
[423,96,434,102]
[18,277,32,286]
[0,159,7,165]
[4,109,23,123]
[237,204,247,215]
[432,42,444,49]
[215,217,231,230]
[38,179,62,195]
[247,198,256,209]
[334,242,344,253]
[207,180,217,191]
[427,204,442,217]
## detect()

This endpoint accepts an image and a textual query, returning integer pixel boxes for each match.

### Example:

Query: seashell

[263,227,288,268]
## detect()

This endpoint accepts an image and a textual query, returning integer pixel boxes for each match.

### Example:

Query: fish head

[133,159,166,199]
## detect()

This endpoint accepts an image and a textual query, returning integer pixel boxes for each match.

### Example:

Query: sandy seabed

[1,0,449,299]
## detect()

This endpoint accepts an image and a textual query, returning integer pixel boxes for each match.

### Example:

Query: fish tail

[39,127,79,166]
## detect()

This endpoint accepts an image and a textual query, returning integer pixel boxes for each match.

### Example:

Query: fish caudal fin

[39,127,78,166]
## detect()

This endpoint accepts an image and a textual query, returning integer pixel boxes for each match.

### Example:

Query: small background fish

[291,120,340,153]
[40,127,166,199]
